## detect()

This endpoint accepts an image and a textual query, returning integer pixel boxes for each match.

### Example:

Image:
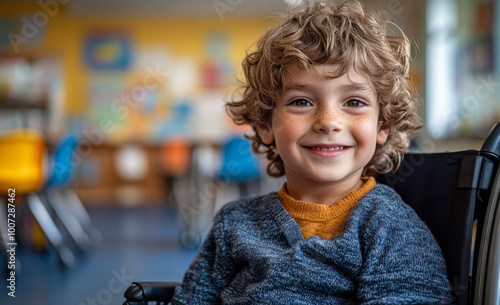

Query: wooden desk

[74,144,168,206]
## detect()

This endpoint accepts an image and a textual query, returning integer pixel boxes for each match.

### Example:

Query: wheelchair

[123,123,500,305]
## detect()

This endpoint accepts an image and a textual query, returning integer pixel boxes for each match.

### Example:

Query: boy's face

[257,64,389,198]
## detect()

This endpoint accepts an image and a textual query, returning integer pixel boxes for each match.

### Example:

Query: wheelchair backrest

[377,123,500,305]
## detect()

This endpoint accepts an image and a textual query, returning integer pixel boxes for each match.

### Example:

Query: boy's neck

[285,174,365,206]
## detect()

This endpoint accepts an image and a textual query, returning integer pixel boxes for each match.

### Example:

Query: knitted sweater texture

[170,184,452,305]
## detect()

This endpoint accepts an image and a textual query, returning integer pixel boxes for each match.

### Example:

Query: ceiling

[65,0,296,18]
[7,0,422,25]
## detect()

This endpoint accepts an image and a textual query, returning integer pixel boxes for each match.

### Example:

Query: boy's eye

[344,99,366,107]
[289,99,312,107]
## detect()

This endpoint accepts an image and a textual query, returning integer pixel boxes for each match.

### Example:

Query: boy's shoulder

[359,183,413,214]
[351,183,433,237]
[212,192,290,239]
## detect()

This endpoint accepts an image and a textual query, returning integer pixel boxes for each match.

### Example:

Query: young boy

[170,1,452,304]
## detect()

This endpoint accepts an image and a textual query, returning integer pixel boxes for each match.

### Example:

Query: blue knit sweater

[170,184,452,304]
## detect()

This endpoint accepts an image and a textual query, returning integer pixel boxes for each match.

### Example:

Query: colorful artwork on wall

[201,31,234,88]
[84,31,132,71]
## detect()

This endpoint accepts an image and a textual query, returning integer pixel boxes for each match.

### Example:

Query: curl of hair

[226,0,422,177]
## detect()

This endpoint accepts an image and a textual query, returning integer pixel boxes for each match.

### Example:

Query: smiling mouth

[304,143,351,153]
[309,146,344,151]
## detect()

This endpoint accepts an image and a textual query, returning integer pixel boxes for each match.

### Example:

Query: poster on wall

[201,31,234,88]
[84,31,132,71]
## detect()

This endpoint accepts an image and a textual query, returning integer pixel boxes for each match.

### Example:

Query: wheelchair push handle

[481,123,500,158]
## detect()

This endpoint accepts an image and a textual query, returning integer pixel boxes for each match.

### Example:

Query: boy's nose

[312,108,343,134]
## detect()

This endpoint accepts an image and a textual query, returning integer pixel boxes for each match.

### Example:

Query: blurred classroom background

[0,0,499,304]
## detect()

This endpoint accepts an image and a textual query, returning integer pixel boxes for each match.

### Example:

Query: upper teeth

[311,146,343,151]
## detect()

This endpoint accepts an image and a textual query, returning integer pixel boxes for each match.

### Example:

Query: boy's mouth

[309,146,344,151]
[303,144,351,156]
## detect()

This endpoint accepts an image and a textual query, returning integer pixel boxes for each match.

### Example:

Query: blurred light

[284,0,304,7]
[426,0,458,139]
[114,145,148,182]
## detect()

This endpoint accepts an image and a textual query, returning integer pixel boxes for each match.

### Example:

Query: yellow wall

[0,3,275,114]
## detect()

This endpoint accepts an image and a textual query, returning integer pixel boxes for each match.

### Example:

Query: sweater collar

[278,177,376,221]
[268,195,304,246]
[269,177,377,246]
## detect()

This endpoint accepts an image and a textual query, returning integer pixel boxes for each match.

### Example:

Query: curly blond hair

[226,0,422,177]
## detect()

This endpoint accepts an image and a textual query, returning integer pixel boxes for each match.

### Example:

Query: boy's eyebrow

[282,84,310,92]
[337,83,375,94]
[282,83,375,94]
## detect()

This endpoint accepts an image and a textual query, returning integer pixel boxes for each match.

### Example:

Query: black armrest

[123,281,179,305]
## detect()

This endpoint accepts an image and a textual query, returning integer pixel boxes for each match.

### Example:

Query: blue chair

[43,134,101,254]
[213,136,261,215]
[47,134,79,186]
[218,136,261,195]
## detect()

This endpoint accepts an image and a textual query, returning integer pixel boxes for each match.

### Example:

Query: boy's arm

[356,203,453,305]
[169,210,235,304]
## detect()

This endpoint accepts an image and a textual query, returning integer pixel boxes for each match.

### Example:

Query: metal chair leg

[60,188,101,248]
[27,193,74,268]
[45,187,91,252]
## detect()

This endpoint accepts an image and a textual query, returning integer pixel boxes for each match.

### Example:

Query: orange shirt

[278,177,376,239]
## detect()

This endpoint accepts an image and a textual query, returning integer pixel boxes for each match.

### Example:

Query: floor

[0,203,199,305]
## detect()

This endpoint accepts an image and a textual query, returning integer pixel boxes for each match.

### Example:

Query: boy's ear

[256,123,275,145]
[376,124,390,145]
